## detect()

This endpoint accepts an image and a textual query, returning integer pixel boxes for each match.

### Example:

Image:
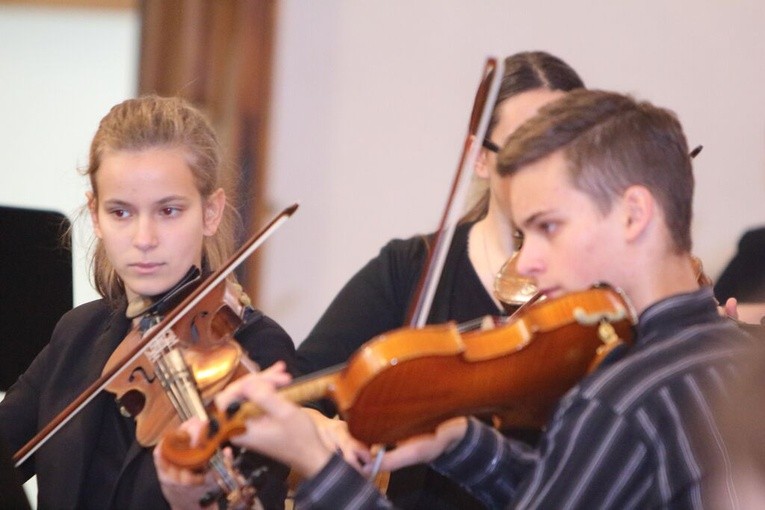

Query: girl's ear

[203,188,226,236]
[86,191,103,239]
[472,135,492,180]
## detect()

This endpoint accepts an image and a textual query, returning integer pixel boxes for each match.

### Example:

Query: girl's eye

[110,209,130,219]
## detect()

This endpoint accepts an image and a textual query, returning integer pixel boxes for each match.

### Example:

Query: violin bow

[367,58,503,479]
[13,203,299,467]
[406,57,504,327]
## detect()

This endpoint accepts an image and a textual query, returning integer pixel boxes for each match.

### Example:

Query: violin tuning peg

[225,400,242,418]
[199,488,223,508]
[207,418,220,438]
[246,465,270,489]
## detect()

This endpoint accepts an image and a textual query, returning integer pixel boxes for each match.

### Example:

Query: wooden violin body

[161,285,636,470]
[329,284,635,443]
[102,280,257,446]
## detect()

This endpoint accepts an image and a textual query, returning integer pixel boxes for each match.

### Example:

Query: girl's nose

[133,216,158,251]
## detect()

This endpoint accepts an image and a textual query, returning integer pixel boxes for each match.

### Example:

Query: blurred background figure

[706,340,765,508]
[715,227,765,324]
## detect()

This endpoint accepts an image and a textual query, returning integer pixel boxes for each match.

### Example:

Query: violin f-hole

[116,389,146,418]
[128,366,156,384]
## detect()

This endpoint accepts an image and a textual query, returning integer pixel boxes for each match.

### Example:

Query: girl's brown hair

[462,51,584,222]
[85,95,237,304]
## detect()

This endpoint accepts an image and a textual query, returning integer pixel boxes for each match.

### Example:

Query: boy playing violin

[156,89,753,509]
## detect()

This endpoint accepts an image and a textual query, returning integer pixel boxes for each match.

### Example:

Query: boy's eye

[111,209,129,219]
[512,229,524,250]
[539,221,558,236]
[160,207,180,217]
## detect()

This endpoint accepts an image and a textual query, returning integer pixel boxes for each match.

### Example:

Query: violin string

[135,284,255,501]
[369,448,385,479]
[151,332,200,420]
[142,320,195,420]
[149,331,245,497]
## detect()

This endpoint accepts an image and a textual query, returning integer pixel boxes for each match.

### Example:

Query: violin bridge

[145,329,179,362]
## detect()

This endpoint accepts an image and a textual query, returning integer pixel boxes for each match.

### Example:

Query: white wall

[0,4,139,306]
[2,1,765,347]
[263,0,765,343]
[1,0,764,504]
[0,6,138,504]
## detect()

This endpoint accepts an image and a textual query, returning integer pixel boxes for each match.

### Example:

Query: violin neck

[226,369,341,426]
[279,369,339,405]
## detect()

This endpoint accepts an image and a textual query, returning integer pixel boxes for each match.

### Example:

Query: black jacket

[0,298,296,509]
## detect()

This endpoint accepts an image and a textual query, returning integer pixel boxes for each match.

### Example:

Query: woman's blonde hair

[85,95,237,305]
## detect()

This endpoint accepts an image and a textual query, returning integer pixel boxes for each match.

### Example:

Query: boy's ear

[622,185,654,241]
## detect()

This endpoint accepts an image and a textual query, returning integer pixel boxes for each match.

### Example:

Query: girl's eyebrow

[101,195,190,207]
[155,195,191,205]
[101,198,131,208]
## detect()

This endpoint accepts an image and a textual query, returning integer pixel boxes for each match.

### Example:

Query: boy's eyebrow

[519,210,547,229]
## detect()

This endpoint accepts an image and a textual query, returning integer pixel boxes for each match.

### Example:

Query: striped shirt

[293,287,752,509]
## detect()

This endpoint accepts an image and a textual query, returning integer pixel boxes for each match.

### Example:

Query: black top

[0,433,30,510]
[0,298,297,510]
[297,221,502,374]
[714,226,765,303]
[296,221,505,509]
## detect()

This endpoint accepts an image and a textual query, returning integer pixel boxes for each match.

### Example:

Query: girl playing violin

[292,51,585,509]
[0,96,297,509]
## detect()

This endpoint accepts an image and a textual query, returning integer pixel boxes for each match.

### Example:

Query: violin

[160,284,636,471]
[102,274,257,447]
[103,274,262,506]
